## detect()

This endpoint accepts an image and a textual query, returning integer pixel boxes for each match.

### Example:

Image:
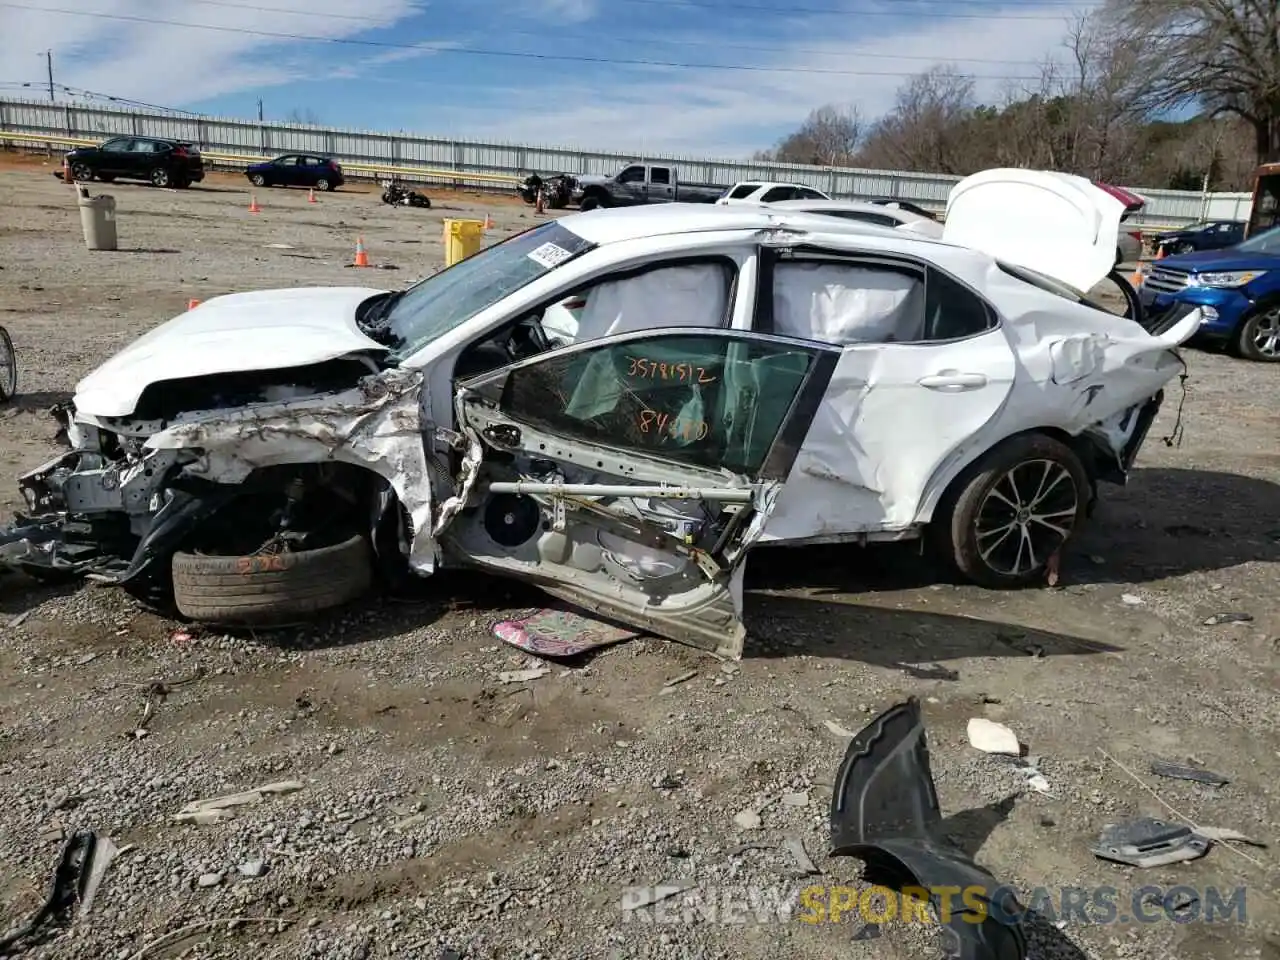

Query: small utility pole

[257,98,264,122]
[45,50,54,102]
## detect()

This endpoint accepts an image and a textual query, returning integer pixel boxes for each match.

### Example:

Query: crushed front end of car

[0,362,438,619]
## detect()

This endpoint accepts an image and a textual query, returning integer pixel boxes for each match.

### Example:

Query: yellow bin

[443,218,485,266]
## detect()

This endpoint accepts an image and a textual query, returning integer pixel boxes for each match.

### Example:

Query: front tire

[1235,303,1280,362]
[932,434,1089,588]
[250,173,267,187]
[71,162,93,182]
[579,196,602,211]
[171,534,374,625]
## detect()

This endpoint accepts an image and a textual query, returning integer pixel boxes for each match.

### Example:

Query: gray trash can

[76,186,117,251]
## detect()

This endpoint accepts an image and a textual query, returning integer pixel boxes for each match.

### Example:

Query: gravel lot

[0,153,1278,960]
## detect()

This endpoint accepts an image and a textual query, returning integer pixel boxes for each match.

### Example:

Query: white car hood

[942,168,1124,292]
[74,286,390,418]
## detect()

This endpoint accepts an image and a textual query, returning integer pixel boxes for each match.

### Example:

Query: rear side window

[760,186,797,203]
[797,188,826,199]
[650,167,671,185]
[923,268,996,340]
[729,184,758,199]
[770,259,996,344]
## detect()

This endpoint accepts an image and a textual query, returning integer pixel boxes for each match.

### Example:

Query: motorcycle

[518,173,576,210]
[381,181,432,209]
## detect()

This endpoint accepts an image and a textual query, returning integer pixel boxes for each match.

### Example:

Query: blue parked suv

[1140,225,1280,362]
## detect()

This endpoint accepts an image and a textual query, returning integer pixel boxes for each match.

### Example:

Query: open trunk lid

[942,168,1127,292]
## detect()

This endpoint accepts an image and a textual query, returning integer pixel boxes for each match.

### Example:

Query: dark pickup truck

[575,163,727,209]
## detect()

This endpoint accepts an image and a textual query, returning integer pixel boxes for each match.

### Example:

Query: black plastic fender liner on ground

[829,698,1029,960]
[171,534,374,624]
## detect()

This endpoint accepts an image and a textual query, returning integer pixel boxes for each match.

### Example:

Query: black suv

[66,136,205,189]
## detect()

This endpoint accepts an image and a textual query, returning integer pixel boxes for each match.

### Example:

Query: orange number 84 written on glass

[627,356,717,384]
[638,408,709,442]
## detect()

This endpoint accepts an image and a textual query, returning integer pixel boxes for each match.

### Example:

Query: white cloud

[0,0,1093,158]
[428,2,1092,157]
[0,0,427,106]
[529,0,597,23]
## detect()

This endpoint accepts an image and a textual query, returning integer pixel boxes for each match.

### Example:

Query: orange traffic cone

[1155,244,1166,260]
[248,193,261,214]
[534,190,545,215]
[1129,263,1145,288]
[352,236,369,268]
[483,212,494,230]
[187,298,201,310]
[308,187,317,203]
[63,157,72,184]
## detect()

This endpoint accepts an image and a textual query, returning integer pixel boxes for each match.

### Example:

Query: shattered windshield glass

[372,221,595,358]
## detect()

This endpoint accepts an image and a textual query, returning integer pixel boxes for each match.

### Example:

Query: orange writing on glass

[626,356,717,384]
[637,408,710,443]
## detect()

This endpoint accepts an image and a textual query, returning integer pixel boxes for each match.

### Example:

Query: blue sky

[2,0,1100,157]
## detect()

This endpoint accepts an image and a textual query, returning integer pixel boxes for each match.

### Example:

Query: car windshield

[380,221,595,358]
[1233,225,1280,254]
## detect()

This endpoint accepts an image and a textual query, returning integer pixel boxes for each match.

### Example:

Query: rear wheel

[150,166,172,188]
[171,534,374,625]
[1235,303,1280,362]
[931,434,1089,588]
[315,177,330,192]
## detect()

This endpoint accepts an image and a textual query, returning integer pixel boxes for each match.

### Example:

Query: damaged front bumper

[0,368,435,586]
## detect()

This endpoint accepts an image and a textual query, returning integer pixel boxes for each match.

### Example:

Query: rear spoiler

[1095,181,1146,219]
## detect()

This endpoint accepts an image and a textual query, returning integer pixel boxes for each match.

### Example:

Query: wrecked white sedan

[3,169,1200,658]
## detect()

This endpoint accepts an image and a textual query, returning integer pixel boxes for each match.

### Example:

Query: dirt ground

[0,153,1278,960]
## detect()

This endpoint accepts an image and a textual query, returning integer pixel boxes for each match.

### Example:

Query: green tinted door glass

[500,333,821,476]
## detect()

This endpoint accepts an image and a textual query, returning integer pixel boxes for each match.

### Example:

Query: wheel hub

[973,458,1080,578]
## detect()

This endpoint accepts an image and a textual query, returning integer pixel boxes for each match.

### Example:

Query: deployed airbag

[773,262,926,344]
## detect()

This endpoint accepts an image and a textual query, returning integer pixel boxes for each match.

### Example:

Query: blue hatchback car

[1140,225,1280,362]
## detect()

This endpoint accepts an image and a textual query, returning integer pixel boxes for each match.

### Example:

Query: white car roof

[732,180,813,191]
[562,202,914,246]
[567,168,1130,293]
[764,198,932,224]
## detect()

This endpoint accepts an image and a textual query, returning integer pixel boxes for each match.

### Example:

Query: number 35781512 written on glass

[627,357,717,383]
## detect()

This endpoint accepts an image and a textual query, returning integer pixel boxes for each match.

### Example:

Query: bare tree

[1058,12,1152,181]
[284,107,323,126]
[760,105,863,165]
[859,66,976,174]
[1105,0,1280,163]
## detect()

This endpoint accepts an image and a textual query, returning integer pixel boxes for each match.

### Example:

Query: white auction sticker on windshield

[527,241,573,268]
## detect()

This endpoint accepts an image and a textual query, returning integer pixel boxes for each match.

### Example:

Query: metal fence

[0,96,1254,226]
